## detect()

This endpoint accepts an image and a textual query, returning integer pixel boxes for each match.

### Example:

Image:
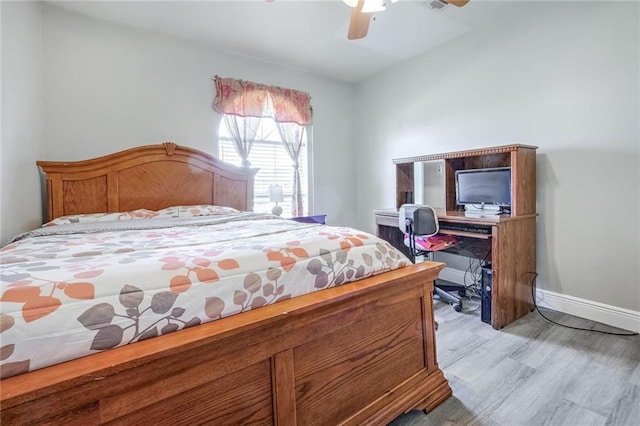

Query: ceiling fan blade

[445,0,470,7]
[347,1,371,40]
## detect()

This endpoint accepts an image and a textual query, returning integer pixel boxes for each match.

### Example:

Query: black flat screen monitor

[455,167,511,207]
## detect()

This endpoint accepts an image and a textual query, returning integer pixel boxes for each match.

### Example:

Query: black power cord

[405,219,431,258]
[462,248,491,298]
[530,272,639,337]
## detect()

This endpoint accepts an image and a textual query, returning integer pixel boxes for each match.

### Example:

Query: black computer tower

[481,265,493,324]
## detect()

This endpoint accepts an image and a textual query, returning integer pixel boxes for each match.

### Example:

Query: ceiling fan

[344,0,470,40]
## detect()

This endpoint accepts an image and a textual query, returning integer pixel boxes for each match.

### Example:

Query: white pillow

[43,209,159,227]
[154,205,240,219]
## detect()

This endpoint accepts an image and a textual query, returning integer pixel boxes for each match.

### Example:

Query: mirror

[413,160,446,210]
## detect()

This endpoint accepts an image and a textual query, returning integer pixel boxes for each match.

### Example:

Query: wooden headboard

[37,142,258,222]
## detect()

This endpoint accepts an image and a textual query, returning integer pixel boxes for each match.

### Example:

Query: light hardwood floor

[390,301,640,426]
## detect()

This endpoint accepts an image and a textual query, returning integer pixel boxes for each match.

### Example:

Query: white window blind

[218,117,308,216]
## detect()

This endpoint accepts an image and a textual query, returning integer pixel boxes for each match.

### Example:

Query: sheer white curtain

[214,77,313,215]
[276,122,306,216]
[222,115,261,167]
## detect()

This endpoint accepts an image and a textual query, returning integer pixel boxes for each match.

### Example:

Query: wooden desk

[383,144,537,329]
[375,208,536,329]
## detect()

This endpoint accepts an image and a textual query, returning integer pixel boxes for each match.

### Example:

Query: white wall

[1,1,45,244]
[40,5,356,227]
[355,2,640,312]
[3,1,637,318]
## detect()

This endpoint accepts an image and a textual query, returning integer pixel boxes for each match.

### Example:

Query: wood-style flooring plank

[389,303,640,426]
[606,383,640,426]
[629,362,640,387]
[540,398,607,425]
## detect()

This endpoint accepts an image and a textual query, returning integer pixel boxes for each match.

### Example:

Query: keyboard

[439,222,492,235]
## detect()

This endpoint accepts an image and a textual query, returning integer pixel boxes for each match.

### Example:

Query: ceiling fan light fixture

[361,0,386,13]
[442,0,470,7]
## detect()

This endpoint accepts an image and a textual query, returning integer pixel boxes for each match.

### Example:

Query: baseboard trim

[438,267,640,333]
[535,289,640,333]
[438,267,472,287]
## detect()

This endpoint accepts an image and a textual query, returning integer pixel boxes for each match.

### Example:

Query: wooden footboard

[0,262,449,425]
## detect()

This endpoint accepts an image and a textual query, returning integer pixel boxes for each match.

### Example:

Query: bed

[0,142,450,425]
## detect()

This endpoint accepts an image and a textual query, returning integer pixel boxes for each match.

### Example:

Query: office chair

[399,204,464,312]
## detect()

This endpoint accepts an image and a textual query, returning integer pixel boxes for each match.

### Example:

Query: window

[218,117,309,216]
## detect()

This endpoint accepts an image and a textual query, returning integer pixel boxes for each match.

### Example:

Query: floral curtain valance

[214,76,313,126]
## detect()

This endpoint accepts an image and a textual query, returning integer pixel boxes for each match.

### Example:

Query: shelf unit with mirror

[394,144,537,217]
[377,144,538,329]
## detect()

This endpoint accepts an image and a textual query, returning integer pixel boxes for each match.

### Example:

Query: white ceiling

[45,0,525,83]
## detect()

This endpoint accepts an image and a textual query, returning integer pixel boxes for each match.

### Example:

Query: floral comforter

[0,213,409,379]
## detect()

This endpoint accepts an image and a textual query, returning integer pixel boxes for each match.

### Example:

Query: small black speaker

[481,265,493,324]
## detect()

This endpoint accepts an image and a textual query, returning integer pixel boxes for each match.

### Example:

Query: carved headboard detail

[37,143,258,222]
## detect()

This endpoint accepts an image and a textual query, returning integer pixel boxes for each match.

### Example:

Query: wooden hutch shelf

[377,144,538,329]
